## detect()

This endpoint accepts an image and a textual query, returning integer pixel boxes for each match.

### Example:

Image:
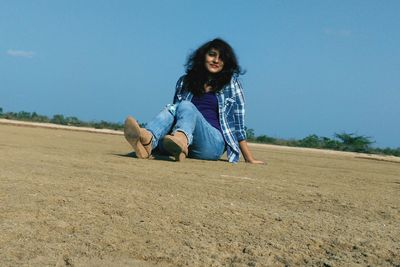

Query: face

[205,48,224,74]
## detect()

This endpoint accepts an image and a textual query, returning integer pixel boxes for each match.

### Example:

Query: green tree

[245,127,256,140]
[334,132,373,152]
[51,114,67,125]
[31,112,38,119]
[65,116,81,126]
[321,136,340,149]
[298,134,321,148]
[256,135,276,144]
[31,112,50,122]
[17,111,31,119]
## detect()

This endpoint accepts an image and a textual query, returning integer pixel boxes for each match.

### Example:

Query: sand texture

[1,123,399,266]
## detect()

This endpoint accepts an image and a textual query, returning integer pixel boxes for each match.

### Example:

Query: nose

[213,56,220,63]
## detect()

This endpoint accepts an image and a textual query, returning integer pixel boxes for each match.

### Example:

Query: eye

[208,51,217,57]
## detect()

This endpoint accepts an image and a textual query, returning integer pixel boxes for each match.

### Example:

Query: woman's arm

[173,76,185,104]
[232,78,265,164]
[239,140,265,164]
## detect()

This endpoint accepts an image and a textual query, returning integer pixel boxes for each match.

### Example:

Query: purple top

[191,92,222,134]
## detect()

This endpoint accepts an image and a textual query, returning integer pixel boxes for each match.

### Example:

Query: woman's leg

[145,105,176,150]
[170,101,225,160]
[189,118,225,160]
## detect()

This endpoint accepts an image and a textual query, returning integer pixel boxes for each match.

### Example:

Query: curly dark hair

[183,38,243,96]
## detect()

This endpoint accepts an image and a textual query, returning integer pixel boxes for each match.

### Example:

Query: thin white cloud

[6,49,35,58]
[323,28,352,38]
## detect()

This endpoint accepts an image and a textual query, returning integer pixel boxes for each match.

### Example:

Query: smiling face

[204,48,224,74]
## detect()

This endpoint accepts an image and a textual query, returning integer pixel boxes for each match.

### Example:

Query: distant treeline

[245,128,400,157]
[0,107,125,130]
[1,107,399,157]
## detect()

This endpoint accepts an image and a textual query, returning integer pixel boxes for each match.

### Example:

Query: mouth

[210,64,220,68]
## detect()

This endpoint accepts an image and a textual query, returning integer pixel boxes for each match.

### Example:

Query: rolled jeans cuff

[172,128,192,145]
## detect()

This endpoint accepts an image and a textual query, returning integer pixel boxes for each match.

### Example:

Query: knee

[176,100,195,113]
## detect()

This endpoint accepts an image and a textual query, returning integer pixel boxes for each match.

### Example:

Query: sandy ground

[0,122,399,266]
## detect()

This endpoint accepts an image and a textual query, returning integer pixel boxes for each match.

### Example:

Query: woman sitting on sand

[124,38,263,164]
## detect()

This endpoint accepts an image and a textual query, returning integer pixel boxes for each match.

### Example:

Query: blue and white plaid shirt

[173,75,247,163]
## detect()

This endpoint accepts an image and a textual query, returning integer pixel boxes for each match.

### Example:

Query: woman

[124,38,263,164]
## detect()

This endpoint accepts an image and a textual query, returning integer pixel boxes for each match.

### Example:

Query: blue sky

[1,1,399,148]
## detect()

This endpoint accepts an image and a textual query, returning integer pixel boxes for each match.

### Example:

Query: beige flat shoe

[163,132,188,161]
[124,116,152,158]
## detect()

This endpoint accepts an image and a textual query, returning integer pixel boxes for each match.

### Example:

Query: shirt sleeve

[173,76,185,104]
[233,78,247,142]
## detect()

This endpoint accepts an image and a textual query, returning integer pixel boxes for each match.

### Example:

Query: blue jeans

[146,101,226,160]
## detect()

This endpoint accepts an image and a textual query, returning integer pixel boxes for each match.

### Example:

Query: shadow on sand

[112,151,176,162]
[112,151,229,163]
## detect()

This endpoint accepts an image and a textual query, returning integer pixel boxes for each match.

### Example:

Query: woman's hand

[245,159,265,164]
[239,140,266,165]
